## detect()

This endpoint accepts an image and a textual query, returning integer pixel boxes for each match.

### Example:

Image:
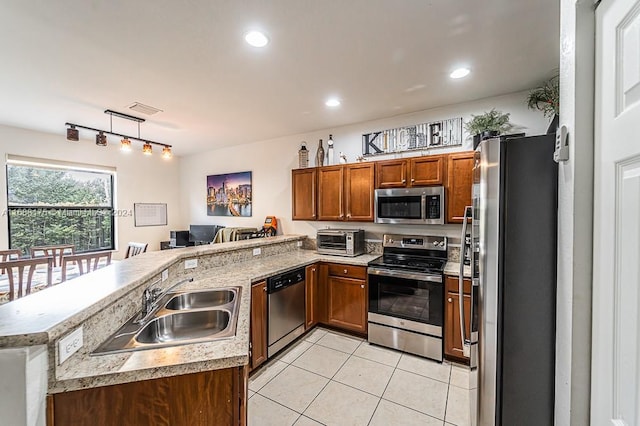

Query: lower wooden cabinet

[444,275,471,362]
[250,281,267,371]
[325,264,367,334]
[305,264,319,329]
[48,367,247,426]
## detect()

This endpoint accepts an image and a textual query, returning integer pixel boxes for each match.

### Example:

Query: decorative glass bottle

[316,139,324,167]
[327,134,334,165]
[298,142,309,168]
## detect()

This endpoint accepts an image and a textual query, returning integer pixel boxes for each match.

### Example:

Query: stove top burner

[368,254,446,274]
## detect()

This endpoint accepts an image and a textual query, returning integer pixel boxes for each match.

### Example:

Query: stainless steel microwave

[317,229,365,257]
[374,187,445,225]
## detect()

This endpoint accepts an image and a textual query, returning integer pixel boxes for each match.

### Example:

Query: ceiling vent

[127,102,163,116]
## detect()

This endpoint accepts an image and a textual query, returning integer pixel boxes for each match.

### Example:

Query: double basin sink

[92,286,242,355]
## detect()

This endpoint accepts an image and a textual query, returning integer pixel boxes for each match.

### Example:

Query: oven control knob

[432,241,439,246]
[439,241,445,247]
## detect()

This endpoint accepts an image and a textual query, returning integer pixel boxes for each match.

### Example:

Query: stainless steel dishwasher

[267,267,306,358]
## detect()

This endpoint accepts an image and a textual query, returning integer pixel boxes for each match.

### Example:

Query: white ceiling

[0,0,559,156]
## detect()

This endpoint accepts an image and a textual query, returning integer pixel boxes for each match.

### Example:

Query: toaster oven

[317,229,365,257]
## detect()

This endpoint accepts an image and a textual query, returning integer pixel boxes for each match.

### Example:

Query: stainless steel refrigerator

[460,135,558,426]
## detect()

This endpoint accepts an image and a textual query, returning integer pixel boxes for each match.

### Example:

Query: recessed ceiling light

[450,68,471,79]
[325,98,341,107]
[245,31,269,47]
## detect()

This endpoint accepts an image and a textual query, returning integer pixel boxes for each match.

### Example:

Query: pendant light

[142,143,153,155]
[120,138,132,152]
[162,146,172,159]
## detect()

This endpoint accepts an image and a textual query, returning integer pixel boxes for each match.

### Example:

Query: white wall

[180,90,550,241]
[555,0,594,425]
[0,124,182,258]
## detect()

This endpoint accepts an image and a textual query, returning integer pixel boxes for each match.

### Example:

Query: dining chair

[125,242,148,258]
[0,257,53,301]
[30,244,75,268]
[61,251,112,282]
[0,249,22,274]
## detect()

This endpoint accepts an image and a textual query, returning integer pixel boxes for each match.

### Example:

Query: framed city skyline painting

[206,171,252,217]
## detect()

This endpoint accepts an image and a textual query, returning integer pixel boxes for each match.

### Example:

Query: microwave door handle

[421,194,427,220]
[459,205,472,356]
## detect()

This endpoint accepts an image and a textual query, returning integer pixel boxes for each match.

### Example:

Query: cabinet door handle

[402,179,406,184]
[448,297,453,303]
[343,269,348,274]
[263,286,267,292]
[361,284,365,289]
[312,268,316,272]
[411,178,415,182]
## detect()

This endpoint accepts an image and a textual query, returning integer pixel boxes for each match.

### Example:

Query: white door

[593,0,640,424]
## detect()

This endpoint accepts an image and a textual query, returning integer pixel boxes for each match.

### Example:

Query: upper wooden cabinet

[317,166,344,221]
[446,152,474,223]
[292,168,317,220]
[375,156,445,188]
[344,163,375,221]
[317,163,374,222]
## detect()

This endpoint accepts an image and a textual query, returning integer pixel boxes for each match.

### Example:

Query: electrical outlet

[58,327,83,365]
[161,269,168,281]
[253,248,261,256]
[297,241,303,247]
[185,259,198,269]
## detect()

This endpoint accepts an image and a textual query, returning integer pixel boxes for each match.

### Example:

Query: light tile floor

[248,327,471,426]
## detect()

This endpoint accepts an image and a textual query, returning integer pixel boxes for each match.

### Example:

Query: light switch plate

[297,241,303,247]
[253,248,261,256]
[58,326,83,365]
[185,259,198,269]
[161,269,168,281]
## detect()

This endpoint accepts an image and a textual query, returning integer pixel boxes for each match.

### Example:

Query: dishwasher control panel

[267,268,305,292]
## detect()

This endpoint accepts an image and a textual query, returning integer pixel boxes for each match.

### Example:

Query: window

[6,159,115,255]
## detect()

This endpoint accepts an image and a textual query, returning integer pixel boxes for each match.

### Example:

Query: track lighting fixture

[120,138,132,152]
[65,109,173,158]
[96,131,107,146]
[66,125,79,141]
[162,146,172,159]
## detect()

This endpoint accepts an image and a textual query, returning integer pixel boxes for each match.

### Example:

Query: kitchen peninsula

[0,235,378,425]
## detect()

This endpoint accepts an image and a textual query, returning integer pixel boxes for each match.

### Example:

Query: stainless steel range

[367,234,447,362]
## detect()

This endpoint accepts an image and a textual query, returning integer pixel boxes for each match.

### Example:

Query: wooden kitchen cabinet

[292,168,317,220]
[344,163,375,221]
[325,264,367,334]
[305,263,319,329]
[317,165,344,220]
[375,155,445,188]
[317,163,374,222]
[49,366,247,426]
[446,151,474,223]
[444,275,471,363]
[250,281,267,371]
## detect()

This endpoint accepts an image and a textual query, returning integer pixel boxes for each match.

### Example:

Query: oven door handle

[459,205,472,357]
[367,267,442,283]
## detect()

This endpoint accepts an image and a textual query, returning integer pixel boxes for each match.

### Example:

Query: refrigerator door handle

[459,205,472,357]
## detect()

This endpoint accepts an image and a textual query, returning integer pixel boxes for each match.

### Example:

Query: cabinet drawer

[446,275,471,294]
[327,264,367,280]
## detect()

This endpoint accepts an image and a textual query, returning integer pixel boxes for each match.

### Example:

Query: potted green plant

[464,109,513,144]
[527,73,559,133]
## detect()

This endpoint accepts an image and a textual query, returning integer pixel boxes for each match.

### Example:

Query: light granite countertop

[0,235,307,347]
[0,235,379,393]
[52,250,379,392]
[444,261,472,278]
